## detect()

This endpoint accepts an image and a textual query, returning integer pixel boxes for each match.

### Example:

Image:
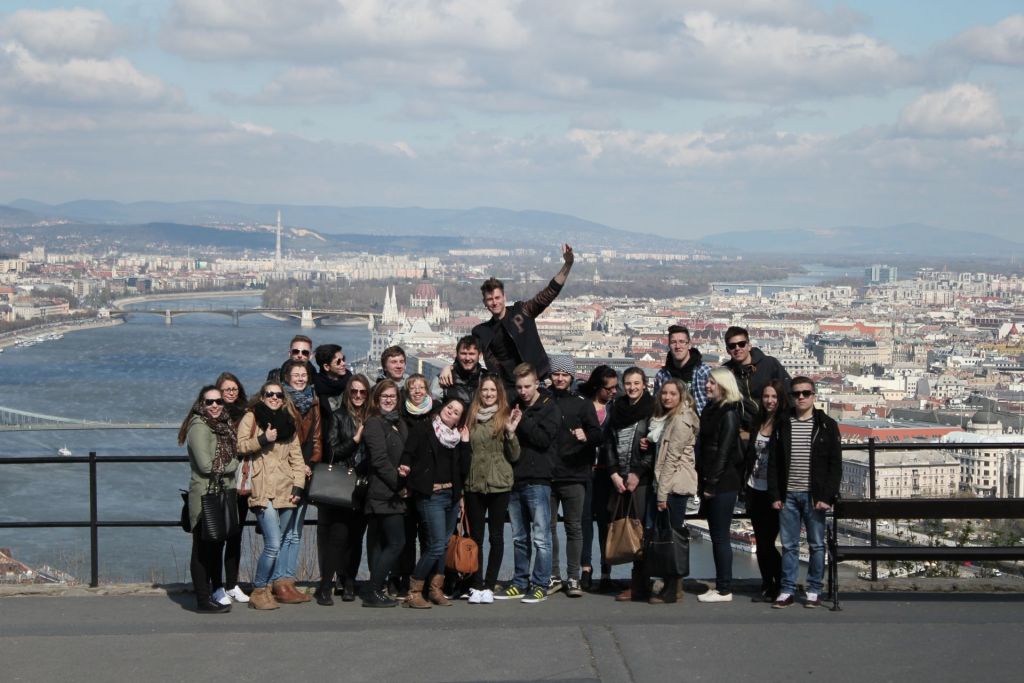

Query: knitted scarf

[252,403,297,443]
[610,391,655,430]
[405,395,433,417]
[475,404,498,423]
[433,415,461,448]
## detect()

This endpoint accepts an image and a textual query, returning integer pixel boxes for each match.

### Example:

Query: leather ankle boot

[272,579,304,604]
[405,578,432,609]
[428,575,452,606]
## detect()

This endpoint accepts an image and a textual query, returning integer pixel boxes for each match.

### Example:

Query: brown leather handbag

[605,493,644,565]
[445,507,479,575]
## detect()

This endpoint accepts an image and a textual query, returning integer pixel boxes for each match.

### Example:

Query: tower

[275,210,282,266]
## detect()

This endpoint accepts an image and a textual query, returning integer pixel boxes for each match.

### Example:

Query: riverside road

[2,589,1023,682]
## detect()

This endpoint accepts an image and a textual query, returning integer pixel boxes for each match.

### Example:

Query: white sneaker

[481,589,494,604]
[468,588,483,604]
[225,585,250,603]
[697,589,733,603]
[212,587,231,606]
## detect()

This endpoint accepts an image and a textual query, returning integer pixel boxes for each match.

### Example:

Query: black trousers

[366,513,406,591]
[463,490,510,590]
[190,529,225,602]
[746,486,782,591]
[223,495,247,588]
[581,468,613,575]
[317,504,367,586]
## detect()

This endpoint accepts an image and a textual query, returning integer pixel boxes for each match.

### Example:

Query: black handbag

[643,509,690,578]
[308,455,367,509]
[199,476,239,543]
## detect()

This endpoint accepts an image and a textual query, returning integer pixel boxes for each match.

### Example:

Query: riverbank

[0,318,124,350]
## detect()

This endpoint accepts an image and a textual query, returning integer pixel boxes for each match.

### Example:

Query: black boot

[342,578,356,602]
[362,589,398,608]
[314,582,334,606]
[196,597,231,613]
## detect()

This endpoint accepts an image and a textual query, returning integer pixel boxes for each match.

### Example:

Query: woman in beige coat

[647,378,699,604]
[237,381,306,610]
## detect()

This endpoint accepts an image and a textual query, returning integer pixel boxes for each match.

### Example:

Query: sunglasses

[333,357,346,364]
[602,385,618,392]
[203,398,224,406]
[726,340,748,351]
[350,388,368,396]
[790,390,815,399]
[264,391,285,399]
[290,348,311,357]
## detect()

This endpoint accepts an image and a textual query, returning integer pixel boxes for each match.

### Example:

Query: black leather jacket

[326,406,367,473]
[698,401,743,495]
[604,417,652,482]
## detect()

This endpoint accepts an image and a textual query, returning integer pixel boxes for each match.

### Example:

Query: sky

[0,1,1022,240]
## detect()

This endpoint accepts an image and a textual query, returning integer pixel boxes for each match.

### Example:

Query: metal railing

[2,439,1023,589]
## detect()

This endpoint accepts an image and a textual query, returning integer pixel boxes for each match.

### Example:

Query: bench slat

[833,545,1024,561]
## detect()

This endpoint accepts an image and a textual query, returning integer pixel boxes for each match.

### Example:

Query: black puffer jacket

[723,347,791,404]
[697,401,743,495]
[362,415,409,515]
[326,405,367,473]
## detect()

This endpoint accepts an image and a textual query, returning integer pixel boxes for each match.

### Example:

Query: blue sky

[0,1,1021,240]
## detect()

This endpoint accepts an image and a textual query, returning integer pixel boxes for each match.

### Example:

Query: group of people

[181,244,842,614]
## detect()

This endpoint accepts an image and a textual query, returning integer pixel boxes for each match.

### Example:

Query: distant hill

[0,204,40,227]
[8,199,694,251]
[699,223,1024,257]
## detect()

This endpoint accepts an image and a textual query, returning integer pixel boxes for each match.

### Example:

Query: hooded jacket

[430,362,483,406]
[653,347,712,414]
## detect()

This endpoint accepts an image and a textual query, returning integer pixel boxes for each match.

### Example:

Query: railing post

[89,451,99,588]
[868,437,878,581]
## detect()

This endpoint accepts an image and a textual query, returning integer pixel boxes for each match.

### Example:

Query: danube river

[0,295,761,584]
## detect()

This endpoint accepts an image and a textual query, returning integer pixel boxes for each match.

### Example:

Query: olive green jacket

[186,415,239,531]
[464,421,520,494]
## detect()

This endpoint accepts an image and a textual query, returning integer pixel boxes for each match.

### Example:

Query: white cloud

[162,1,922,108]
[898,83,1009,139]
[948,15,1024,66]
[0,7,125,58]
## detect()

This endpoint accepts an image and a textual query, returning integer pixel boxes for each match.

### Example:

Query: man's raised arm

[523,244,574,318]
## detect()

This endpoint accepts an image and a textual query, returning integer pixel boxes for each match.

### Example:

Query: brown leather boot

[404,578,432,609]
[272,579,305,604]
[249,586,279,610]
[428,575,452,606]
[285,579,312,603]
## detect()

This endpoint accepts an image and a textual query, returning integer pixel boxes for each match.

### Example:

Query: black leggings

[464,490,510,590]
[190,529,225,602]
[582,469,613,576]
[746,487,782,591]
[366,513,406,591]
[223,495,247,588]
[317,504,367,585]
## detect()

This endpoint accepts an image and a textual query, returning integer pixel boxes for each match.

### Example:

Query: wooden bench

[828,498,1024,610]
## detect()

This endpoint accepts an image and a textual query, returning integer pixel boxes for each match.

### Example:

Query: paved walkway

[3,586,1023,682]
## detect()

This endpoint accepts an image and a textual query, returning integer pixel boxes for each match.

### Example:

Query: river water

[0,295,761,585]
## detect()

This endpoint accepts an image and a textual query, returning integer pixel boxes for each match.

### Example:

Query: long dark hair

[580,365,617,400]
[753,378,791,432]
[344,373,372,425]
[177,385,219,446]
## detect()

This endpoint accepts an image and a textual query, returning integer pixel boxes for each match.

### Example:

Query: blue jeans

[413,490,454,580]
[779,491,827,595]
[278,499,307,581]
[701,490,738,594]
[508,484,552,590]
[253,505,296,588]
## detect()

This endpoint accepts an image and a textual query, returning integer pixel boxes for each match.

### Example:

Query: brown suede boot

[272,579,306,604]
[404,578,432,609]
[428,575,452,606]
[249,586,279,610]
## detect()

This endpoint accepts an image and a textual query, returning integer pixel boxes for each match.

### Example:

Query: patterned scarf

[199,411,237,475]
[285,383,315,416]
[433,415,461,448]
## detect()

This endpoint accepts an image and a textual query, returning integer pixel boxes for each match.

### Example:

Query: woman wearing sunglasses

[237,381,306,610]
[211,372,250,607]
[179,385,240,613]
[316,373,372,605]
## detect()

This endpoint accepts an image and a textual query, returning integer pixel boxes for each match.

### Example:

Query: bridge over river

[0,405,175,431]
[119,304,376,327]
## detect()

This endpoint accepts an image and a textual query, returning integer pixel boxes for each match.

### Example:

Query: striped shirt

[788,416,814,492]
